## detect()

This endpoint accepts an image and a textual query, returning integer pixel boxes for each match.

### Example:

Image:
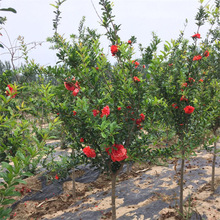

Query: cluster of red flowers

[5,84,17,98]
[92,105,110,118]
[135,113,145,129]
[111,45,118,56]
[132,60,140,68]
[64,77,80,96]
[188,77,195,83]
[83,146,96,158]
[106,144,128,162]
[193,55,202,61]
[172,103,179,109]
[180,95,188,102]
[133,76,140,82]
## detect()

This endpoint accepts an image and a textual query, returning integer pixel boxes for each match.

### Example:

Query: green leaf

[1,198,16,205]
[0,8,17,13]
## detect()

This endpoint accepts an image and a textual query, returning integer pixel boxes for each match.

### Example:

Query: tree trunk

[111,163,124,220]
[179,149,185,218]
[111,172,117,220]
[71,148,76,199]
[211,130,217,191]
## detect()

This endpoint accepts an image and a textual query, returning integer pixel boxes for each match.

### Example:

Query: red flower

[64,82,75,91]
[106,144,128,162]
[140,113,145,121]
[5,84,17,98]
[192,33,200,38]
[188,77,195,83]
[204,50,209,57]
[117,107,121,110]
[184,105,195,114]
[57,113,59,116]
[143,65,146,68]
[64,77,80,92]
[193,55,202,61]
[128,40,132,44]
[136,118,142,125]
[168,63,173,66]
[92,109,99,117]
[80,138,84,143]
[96,67,99,70]
[133,76,140,82]
[182,83,187,88]
[72,88,79,96]
[73,111,77,115]
[134,61,139,68]
[111,45,118,56]
[101,105,110,118]
[83,146,96,158]
[199,79,203,83]
[180,96,188,102]
[172,103,178,109]
[126,106,132,109]
[55,174,59,180]
[179,124,184,126]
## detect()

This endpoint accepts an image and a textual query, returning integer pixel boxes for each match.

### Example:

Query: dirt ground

[6,142,220,220]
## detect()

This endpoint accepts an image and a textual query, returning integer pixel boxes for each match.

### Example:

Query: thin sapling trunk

[71,148,76,199]
[179,148,185,218]
[211,129,217,191]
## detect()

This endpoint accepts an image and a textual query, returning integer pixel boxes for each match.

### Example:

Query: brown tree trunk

[111,172,117,220]
[111,163,124,220]
[71,148,76,199]
[211,130,217,191]
[179,149,185,218]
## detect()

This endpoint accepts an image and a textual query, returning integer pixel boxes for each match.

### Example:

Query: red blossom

[6,84,17,98]
[182,83,187,87]
[192,33,200,38]
[64,82,75,91]
[128,40,132,44]
[136,118,142,125]
[179,124,184,126]
[188,77,195,83]
[96,67,99,70]
[133,76,140,82]
[199,79,203,83]
[111,45,118,56]
[193,55,202,61]
[57,113,59,116]
[101,105,110,118]
[180,96,188,102]
[73,111,77,115]
[126,106,132,109]
[92,109,99,117]
[143,65,146,68]
[134,61,140,68]
[83,146,96,158]
[106,144,128,162]
[140,113,145,121]
[80,138,84,143]
[72,88,79,96]
[168,63,173,66]
[184,105,195,114]
[204,50,209,57]
[55,174,59,180]
[172,103,178,109]
[117,107,121,110]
